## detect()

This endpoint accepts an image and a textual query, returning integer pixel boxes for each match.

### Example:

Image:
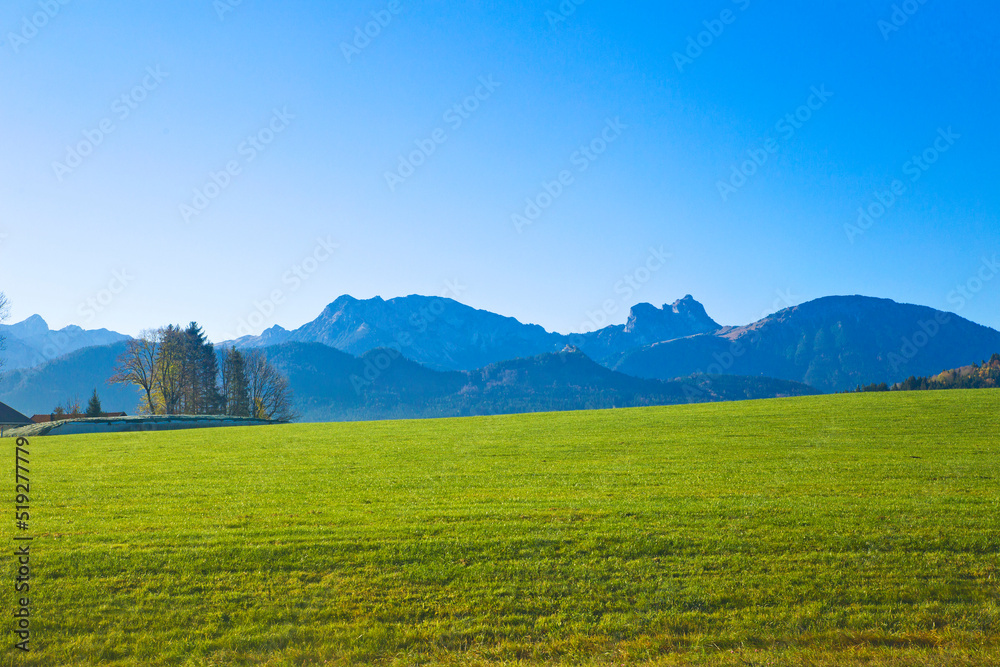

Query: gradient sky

[2,0,998,342]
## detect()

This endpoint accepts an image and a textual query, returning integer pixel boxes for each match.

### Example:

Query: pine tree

[199,337,224,415]
[182,323,204,414]
[179,323,225,415]
[86,389,103,418]
[222,348,250,417]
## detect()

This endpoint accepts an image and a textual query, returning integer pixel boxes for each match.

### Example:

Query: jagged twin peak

[623,295,721,339]
[225,293,720,372]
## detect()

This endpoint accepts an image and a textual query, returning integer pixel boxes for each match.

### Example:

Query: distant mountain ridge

[0,315,130,371]
[226,293,1000,393]
[4,294,998,412]
[614,296,1000,392]
[575,295,720,364]
[225,294,721,371]
[226,294,568,371]
[0,341,137,414]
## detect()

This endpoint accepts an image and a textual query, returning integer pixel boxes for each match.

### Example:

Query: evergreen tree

[114,323,228,416]
[181,323,224,415]
[221,348,250,417]
[200,338,224,415]
[86,389,103,418]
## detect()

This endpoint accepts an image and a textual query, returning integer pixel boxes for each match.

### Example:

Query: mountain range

[2,294,998,418]
[0,342,137,415]
[0,315,129,371]
[613,296,1000,392]
[224,293,1000,392]
[225,294,724,369]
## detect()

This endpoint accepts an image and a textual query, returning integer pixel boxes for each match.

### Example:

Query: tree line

[111,322,295,421]
[852,354,1000,393]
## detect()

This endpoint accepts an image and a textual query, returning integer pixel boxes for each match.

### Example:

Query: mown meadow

[7,390,1000,665]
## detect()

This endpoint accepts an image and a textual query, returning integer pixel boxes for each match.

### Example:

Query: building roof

[0,403,32,426]
[32,412,128,424]
[32,414,81,423]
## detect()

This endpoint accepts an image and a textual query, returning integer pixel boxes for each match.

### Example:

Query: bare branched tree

[244,349,296,421]
[110,329,160,414]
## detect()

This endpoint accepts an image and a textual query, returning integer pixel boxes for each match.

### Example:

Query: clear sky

[2,1,998,341]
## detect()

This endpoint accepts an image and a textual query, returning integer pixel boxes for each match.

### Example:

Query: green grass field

[7,390,1000,666]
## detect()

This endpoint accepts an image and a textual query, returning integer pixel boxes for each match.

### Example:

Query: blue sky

[1,0,998,341]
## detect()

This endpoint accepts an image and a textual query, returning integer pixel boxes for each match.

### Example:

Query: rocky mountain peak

[624,296,720,341]
[5,314,50,340]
